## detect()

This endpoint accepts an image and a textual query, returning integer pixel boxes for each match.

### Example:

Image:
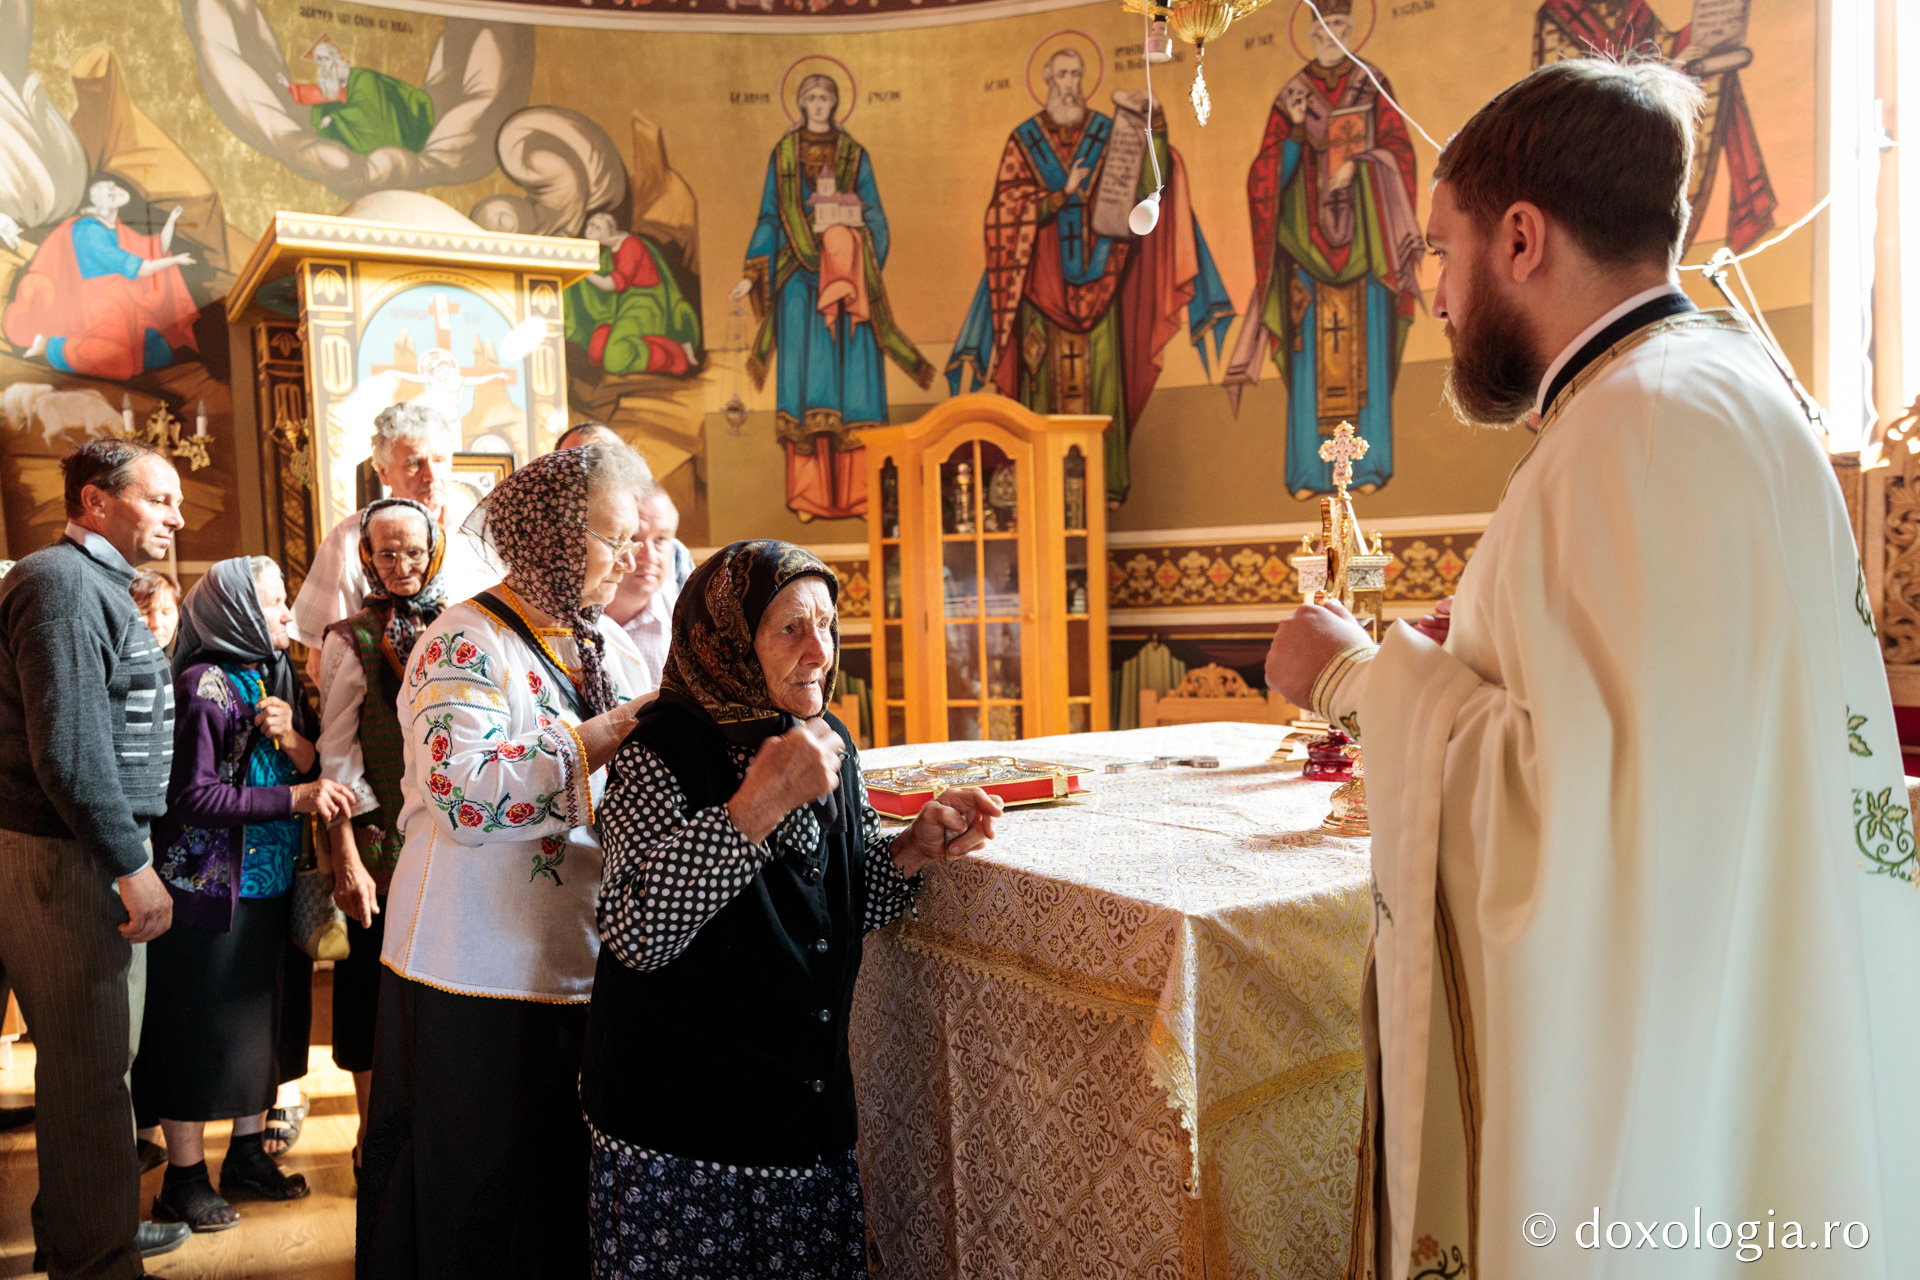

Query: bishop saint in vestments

[1225,1,1423,497]
[947,48,1233,507]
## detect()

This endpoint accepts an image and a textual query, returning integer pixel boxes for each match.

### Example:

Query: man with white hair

[291,403,497,674]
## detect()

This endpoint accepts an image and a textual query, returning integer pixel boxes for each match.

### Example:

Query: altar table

[850,722,1372,1280]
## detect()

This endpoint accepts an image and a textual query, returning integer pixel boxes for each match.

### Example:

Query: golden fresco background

[1,0,1817,558]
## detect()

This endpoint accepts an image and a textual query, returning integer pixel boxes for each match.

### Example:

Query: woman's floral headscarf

[659,540,839,744]
[356,497,447,663]
[460,447,619,717]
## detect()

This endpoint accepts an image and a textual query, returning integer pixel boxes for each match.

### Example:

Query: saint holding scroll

[946,36,1233,508]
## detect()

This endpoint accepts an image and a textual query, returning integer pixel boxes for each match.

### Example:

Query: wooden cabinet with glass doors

[859,395,1109,746]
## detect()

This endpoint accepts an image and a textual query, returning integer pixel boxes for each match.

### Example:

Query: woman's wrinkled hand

[891,786,1004,878]
[290,779,357,824]
[333,845,381,929]
[727,720,843,845]
[255,696,297,743]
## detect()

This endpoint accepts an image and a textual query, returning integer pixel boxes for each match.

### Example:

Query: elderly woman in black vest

[585,540,1003,1278]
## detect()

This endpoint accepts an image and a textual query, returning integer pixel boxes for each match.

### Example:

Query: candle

[121,394,134,436]
[195,401,208,438]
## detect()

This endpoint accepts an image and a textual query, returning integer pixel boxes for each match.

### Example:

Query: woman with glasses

[357,445,658,1278]
[313,498,448,1184]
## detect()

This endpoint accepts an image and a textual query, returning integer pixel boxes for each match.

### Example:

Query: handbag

[291,816,350,961]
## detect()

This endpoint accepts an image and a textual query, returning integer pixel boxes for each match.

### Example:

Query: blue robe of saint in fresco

[1280,269,1400,494]
[744,133,923,435]
[1234,59,1423,497]
[743,128,931,519]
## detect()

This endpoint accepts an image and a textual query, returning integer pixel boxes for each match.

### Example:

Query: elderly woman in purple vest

[133,557,355,1231]
[314,497,448,1180]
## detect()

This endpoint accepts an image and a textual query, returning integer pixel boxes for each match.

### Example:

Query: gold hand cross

[1318,421,1369,493]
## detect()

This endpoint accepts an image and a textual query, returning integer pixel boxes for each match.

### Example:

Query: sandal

[153,1166,241,1233]
[220,1143,310,1202]
[262,1092,308,1156]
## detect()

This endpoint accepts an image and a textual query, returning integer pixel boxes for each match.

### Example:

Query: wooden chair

[1138,664,1299,728]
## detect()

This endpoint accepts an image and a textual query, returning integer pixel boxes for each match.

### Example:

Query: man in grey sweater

[0,439,191,1277]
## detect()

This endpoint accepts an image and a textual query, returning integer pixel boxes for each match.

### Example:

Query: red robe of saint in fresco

[3,215,199,381]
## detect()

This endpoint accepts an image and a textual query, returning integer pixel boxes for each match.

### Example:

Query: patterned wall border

[1108,532,1481,611]
[763,527,1482,625]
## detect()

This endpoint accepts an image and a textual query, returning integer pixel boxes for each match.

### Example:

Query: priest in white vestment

[1267,59,1919,1280]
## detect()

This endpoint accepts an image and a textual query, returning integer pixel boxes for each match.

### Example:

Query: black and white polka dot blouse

[596,742,918,971]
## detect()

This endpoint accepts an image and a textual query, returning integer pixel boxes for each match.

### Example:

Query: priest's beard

[1046,89,1087,131]
[1441,261,1545,429]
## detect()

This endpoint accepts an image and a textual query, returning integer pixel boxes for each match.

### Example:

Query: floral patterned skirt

[588,1126,868,1279]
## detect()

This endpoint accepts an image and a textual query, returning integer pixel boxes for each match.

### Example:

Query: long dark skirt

[330,904,386,1074]
[133,894,294,1125]
[279,935,313,1088]
[358,970,590,1280]
[587,1128,867,1280]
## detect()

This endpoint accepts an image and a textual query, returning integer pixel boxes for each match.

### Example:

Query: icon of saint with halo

[731,58,932,522]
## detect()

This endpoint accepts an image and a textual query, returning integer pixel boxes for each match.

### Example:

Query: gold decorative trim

[1199,1048,1364,1140]
[887,919,1161,1023]
[228,212,601,320]
[1506,311,1750,502]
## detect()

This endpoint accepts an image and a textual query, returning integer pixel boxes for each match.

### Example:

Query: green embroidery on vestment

[1848,709,1873,758]
[1857,559,1877,634]
[1853,785,1916,881]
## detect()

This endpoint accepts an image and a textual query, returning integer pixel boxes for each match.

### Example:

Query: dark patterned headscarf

[659,540,840,745]
[356,497,447,663]
[460,448,618,718]
[172,557,301,709]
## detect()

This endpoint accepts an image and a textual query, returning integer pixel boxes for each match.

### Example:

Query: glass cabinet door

[1063,445,1092,733]
[877,457,906,746]
[938,437,1023,741]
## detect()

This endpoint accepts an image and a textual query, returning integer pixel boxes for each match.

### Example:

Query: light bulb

[1146,17,1173,63]
[1129,190,1162,235]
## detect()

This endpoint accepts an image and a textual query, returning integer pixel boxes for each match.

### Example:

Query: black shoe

[27,1223,186,1272]
[137,1136,167,1173]
[137,1220,190,1257]
[0,1104,32,1132]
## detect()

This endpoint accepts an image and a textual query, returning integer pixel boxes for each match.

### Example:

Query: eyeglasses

[585,527,645,558]
[373,550,431,568]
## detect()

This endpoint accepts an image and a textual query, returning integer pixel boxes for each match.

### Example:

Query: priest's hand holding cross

[1265,597,1374,711]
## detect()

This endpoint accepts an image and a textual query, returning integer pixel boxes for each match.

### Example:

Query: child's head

[129,569,182,649]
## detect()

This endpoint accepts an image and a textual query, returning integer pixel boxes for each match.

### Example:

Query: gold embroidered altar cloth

[850,723,1371,1280]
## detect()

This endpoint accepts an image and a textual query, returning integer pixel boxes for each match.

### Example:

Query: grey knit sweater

[0,535,175,877]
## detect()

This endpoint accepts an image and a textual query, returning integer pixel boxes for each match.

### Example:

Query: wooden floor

[0,971,356,1279]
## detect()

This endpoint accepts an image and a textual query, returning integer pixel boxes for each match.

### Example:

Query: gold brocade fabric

[850,723,1371,1279]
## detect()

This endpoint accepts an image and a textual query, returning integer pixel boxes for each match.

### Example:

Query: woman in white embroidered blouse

[361,443,657,1279]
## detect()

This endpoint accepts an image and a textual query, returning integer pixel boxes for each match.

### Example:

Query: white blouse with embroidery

[380,600,654,1002]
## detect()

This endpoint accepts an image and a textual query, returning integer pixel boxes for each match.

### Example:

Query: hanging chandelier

[1123,0,1276,125]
